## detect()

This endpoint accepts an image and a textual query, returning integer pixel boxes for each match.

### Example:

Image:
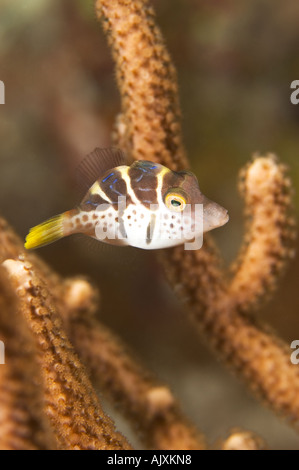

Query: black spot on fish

[146,213,156,245]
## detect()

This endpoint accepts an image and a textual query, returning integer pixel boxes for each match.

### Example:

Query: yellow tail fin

[24,214,65,250]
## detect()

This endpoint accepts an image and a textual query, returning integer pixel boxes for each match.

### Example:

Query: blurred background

[1,0,299,449]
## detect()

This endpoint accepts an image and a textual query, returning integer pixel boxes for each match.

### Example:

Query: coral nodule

[0,0,297,450]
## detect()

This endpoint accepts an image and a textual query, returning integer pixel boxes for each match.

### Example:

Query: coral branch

[2,258,131,450]
[0,0,297,450]
[60,278,206,450]
[220,430,267,450]
[95,0,188,170]
[229,155,296,310]
[95,0,298,432]
[0,216,206,449]
[161,157,299,428]
[0,267,55,450]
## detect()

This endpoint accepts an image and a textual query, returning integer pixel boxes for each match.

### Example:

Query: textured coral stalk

[0,267,55,450]
[0,217,207,449]
[60,278,206,450]
[95,0,299,431]
[229,155,296,310]
[2,258,131,450]
[161,157,299,427]
[220,430,267,451]
[95,0,188,170]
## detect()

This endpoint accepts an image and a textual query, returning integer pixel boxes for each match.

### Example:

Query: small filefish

[24,148,229,251]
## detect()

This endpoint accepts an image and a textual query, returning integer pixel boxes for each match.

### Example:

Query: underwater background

[1,0,299,448]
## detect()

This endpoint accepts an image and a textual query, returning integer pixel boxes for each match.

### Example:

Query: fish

[24,148,229,251]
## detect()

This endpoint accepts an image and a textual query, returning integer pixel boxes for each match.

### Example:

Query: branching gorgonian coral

[0,0,297,450]
[95,0,298,431]
[0,217,205,449]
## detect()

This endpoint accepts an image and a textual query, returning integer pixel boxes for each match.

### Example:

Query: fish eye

[164,192,187,212]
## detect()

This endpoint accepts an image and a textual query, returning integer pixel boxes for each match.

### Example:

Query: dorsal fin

[76,147,127,194]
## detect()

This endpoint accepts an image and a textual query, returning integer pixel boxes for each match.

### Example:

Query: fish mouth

[219,209,229,226]
[202,197,229,232]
